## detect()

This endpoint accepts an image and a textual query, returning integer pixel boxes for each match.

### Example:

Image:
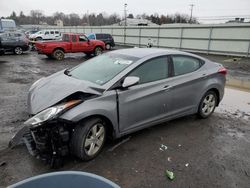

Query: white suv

[29,30,61,41]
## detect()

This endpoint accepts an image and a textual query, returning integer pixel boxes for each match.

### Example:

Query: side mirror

[122,76,139,88]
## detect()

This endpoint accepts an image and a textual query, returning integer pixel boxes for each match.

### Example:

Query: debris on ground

[165,170,175,180]
[159,144,168,151]
[178,144,182,147]
[0,161,6,167]
[167,157,172,162]
[108,137,131,152]
[185,163,189,167]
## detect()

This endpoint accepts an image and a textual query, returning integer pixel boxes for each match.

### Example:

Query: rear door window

[96,34,103,39]
[72,35,77,42]
[171,55,202,76]
[45,31,49,35]
[50,31,54,34]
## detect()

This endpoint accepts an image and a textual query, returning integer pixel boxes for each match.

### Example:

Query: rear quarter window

[172,55,204,76]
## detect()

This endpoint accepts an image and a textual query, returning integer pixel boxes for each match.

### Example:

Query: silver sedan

[11,48,226,167]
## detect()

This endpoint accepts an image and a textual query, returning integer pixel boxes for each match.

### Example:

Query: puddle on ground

[216,87,250,120]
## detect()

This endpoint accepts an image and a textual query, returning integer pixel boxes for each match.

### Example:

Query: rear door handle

[161,85,172,91]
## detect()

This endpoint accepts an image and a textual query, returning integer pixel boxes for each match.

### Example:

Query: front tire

[198,91,217,118]
[94,46,103,56]
[52,49,64,60]
[71,118,106,161]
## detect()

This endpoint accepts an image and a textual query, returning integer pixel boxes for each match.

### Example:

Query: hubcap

[84,123,105,156]
[56,51,63,60]
[15,47,22,55]
[201,94,216,116]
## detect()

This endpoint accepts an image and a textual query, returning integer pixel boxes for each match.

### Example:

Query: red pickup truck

[35,33,105,60]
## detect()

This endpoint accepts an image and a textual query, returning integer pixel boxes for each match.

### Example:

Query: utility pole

[124,3,128,45]
[124,3,128,26]
[87,10,90,26]
[189,4,194,23]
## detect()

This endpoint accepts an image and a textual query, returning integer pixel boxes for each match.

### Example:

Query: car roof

[110,48,191,58]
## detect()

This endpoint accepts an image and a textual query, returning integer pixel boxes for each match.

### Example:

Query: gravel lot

[0,48,250,187]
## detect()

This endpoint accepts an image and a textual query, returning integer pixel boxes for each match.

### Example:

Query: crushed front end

[12,99,82,167]
[23,121,72,165]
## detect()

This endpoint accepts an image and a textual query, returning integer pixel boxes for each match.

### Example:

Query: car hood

[28,70,104,114]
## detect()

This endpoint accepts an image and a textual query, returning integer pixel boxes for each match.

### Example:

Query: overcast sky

[1,0,250,23]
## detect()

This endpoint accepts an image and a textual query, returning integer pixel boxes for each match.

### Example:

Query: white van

[29,30,61,41]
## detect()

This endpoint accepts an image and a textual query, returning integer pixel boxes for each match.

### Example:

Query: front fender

[60,90,119,136]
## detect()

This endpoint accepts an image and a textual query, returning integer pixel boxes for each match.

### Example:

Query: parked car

[25,29,40,38]
[29,30,61,41]
[0,32,29,55]
[10,48,226,167]
[87,33,115,50]
[35,33,105,60]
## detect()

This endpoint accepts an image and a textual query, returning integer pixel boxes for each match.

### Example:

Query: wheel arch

[75,114,116,140]
[95,45,104,50]
[207,88,220,106]
[53,47,65,53]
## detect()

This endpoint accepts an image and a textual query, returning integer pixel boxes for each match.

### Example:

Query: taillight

[218,67,227,75]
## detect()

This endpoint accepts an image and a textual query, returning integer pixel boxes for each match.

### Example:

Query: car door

[0,33,11,50]
[71,35,79,52]
[117,56,172,132]
[78,35,93,52]
[166,55,207,117]
[43,31,50,40]
[50,31,54,39]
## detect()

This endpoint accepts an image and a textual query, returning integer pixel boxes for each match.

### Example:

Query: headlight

[24,100,82,127]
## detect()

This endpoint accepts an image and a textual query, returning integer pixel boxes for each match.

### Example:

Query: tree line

[2,10,198,26]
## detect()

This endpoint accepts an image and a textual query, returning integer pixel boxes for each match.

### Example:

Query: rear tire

[14,46,23,55]
[71,118,106,161]
[94,46,103,56]
[105,43,111,50]
[198,91,218,118]
[52,49,64,60]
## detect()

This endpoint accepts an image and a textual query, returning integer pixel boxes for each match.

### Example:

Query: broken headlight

[24,100,82,128]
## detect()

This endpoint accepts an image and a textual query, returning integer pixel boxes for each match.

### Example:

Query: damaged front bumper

[25,122,71,161]
[10,120,73,164]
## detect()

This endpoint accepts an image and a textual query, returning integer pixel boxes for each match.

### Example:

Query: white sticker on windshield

[114,59,133,65]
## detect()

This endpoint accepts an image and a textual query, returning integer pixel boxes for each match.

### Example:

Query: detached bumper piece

[23,124,71,167]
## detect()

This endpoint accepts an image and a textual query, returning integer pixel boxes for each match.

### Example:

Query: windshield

[69,53,138,85]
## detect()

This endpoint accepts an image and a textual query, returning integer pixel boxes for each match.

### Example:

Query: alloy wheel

[14,47,23,55]
[201,94,216,116]
[84,123,105,156]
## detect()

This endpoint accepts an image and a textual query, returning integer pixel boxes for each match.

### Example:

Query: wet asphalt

[0,49,250,187]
